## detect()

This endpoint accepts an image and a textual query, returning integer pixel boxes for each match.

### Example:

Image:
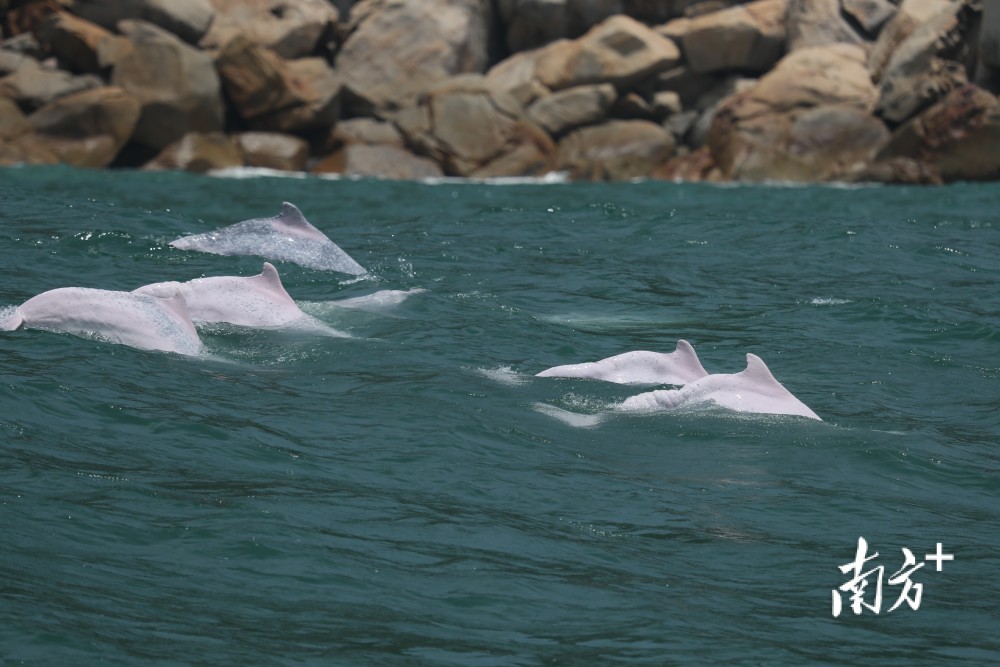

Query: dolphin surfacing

[134,263,349,336]
[169,202,367,275]
[536,339,709,385]
[1,287,203,355]
[618,353,821,420]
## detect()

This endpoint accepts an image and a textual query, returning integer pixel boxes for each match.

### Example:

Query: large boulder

[876,84,1000,182]
[0,96,31,140]
[200,0,337,58]
[526,83,617,136]
[868,0,953,82]
[233,131,309,171]
[71,0,215,45]
[313,143,445,180]
[875,0,981,124]
[144,131,243,172]
[785,0,870,51]
[707,43,888,181]
[336,0,492,113]
[35,11,132,74]
[0,56,102,111]
[214,36,341,134]
[111,19,224,151]
[27,86,141,167]
[535,14,681,91]
[496,0,702,52]
[662,0,786,73]
[393,74,555,177]
[556,118,675,180]
[977,0,1000,86]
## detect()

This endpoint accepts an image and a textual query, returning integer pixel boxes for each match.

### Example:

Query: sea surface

[1,166,998,665]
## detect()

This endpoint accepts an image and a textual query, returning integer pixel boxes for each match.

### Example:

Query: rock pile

[1,0,997,183]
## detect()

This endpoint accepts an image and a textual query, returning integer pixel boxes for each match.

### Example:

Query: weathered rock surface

[875,0,980,124]
[708,44,888,181]
[111,19,224,150]
[0,56,102,111]
[663,0,785,73]
[526,83,616,136]
[201,0,337,58]
[27,85,140,167]
[336,0,492,113]
[868,0,953,82]
[144,131,243,172]
[394,74,554,176]
[233,131,309,171]
[35,11,131,74]
[313,143,444,180]
[536,14,681,90]
[557,118,675,179]
[785,0,868,51]
[877,84,1000,182]
[72,0,215,45]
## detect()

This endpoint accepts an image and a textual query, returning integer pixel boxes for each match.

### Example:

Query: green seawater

[1,166,998,665]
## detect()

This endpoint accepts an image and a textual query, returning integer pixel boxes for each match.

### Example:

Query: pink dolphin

[618,353,821,420]
[169,202,367,275]
[0,287,202,355]
[133,262,348,336]
[536,339,709,385]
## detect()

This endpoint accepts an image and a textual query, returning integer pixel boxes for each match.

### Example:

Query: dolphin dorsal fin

[160,289,194,322]
[278,202,311,229]
[742,353,782,387]
[253,262,295,302]
[675,339,708,377]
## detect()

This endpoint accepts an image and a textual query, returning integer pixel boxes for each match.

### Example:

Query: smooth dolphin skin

[169,202,367,275]
[0,287,202,356]
[536,339,709,385]
[134,262,308,328]
[617,353,821,420]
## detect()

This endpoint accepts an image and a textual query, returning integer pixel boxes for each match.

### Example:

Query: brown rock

[72,0,215,45]
[842,0,897,35]
[201,0,336,58]
[336,0,492,113]
[0,133,61,166]
[35,11,130,74]
[330,118,404,149]
[0,96,30,140]
[526,83,617,136]
[395,75,555,177]
[843,156,942,184]
[875,0,980,124]
[111,20,224,151]
[144,131,243,173]
[786,0,866,51]
[876,84,1000,182]
[26,86,140,167]
[536,14,681,91]
[0,57,102,111]
[313,143,444,180]
[471,141,554,178]
[707,44,888,181]
[259,57,341,134]
[556,119,675,180]
[670,0,786,74]
[868,0,952,82]
[485,46,552,107]
[233,131,309,171]
[654,145,722,181]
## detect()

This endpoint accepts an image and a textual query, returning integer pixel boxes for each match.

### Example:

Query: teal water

[1,167,998,665]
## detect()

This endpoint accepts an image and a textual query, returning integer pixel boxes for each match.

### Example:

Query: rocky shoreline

[0,0,996,184]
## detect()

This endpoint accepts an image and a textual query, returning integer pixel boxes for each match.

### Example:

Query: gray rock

[526,83,617,136]
[336,0,492,113]
[0,57,102,111]
[111,20,224,150]
[72,0,215,45]
[557,119,675,180]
